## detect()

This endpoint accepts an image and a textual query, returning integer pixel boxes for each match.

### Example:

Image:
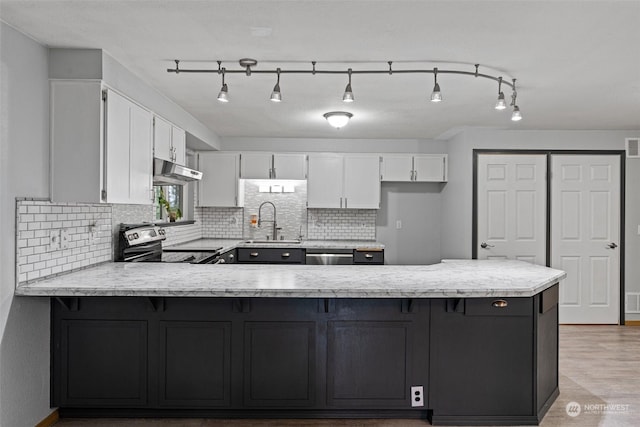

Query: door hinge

[101,189,107,201]
[101,90,107,101]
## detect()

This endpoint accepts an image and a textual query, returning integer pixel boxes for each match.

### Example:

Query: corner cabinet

[197,152,243,207]
[381,154,447,182]
[153,116,186,165]
[307,154,381,209]
[51,81,154,205]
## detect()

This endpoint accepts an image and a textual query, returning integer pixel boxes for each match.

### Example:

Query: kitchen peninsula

[16,260,565,425]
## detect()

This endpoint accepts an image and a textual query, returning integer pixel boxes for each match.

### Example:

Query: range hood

[153,158,203,185]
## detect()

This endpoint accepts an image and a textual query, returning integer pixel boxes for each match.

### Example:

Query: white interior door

[552,155,620,324]
[477,154,547,265]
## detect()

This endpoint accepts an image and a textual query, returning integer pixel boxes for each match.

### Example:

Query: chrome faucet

[258,201,279,240]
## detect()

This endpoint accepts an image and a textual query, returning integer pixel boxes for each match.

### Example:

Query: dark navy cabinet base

[51,286,558,425]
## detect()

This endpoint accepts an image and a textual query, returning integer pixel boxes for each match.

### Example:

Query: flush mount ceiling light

[323,111,353,129]
[170,59,522,121]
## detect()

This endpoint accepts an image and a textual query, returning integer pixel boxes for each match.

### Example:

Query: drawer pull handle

[250,252,259,257]
[282,252,290,258]
[492,299,508,308]
[365,254,373,259]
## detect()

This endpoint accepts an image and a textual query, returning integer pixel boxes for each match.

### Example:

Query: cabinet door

[240,152,272,179]
[59,319,148,407]
[273,153,307,180]
[153,116,172,162]
[381,154,413,181]
[104,90,132,204]
[198,152,241,207]
[413,154,447,182]
[171,126,186,166]
[128,103,154,204]
[307,154,343,208]
[343,155,380,209]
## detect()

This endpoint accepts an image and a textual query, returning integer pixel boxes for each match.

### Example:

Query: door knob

[480,242,495,249]
[607,242,618,249]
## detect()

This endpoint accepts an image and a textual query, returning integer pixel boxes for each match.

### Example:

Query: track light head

[343,68,354,102]
[495,92,507,110]
[430,68,442,102]
[217,84,229,102]
[511,105,522,121]
[270,68,282,102]
[323,111,353,129]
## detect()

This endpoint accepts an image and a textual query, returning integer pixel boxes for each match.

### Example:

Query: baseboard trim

[625,320,640,326]
[36,409,59,427]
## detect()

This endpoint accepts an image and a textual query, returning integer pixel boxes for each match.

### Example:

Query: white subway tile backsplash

[307,209,376,241]
[16,199,112,285]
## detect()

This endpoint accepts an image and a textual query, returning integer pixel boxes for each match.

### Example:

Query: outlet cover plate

[410,385,424,407]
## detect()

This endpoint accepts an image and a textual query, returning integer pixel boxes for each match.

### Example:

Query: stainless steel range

[116,224,222,264]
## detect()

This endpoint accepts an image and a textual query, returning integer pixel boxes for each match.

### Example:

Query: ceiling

[1,0,639,141]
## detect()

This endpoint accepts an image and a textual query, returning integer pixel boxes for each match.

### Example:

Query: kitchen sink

[243,239,302,244]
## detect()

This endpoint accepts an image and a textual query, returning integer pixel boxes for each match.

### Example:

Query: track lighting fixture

[270,68,282,102]
[510,78,522,121]
[170,58,523,121]
[343,68,354,102]
[323,111,353,129]
[495,77,507,110]
[430,68,442,103]
[217,68,228,103]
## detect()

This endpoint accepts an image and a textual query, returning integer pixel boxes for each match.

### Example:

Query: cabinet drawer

[237,248,304,264]
[353,250,384,265]
[464,297,531,316]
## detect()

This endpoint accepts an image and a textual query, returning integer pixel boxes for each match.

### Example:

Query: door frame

[472,149,626,324]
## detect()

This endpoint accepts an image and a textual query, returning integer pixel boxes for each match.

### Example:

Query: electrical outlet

[410,385,424,407]
[49,229,61,251]
[61,228,70,249]
[637,225,640,235]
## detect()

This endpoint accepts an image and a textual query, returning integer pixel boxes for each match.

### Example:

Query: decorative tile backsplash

[307,209,377,241]
[16,199,112,283]
[242,180,307,241]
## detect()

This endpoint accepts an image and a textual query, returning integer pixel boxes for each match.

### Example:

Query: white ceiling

[1,0,639,141]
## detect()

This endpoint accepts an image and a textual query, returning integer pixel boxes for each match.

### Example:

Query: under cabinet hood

[153,158,203,185]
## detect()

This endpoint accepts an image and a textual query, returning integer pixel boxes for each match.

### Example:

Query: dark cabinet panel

[353,250,384,264]
[429,298,534,417]
[237,248,305,264]
[243,321,316,407]
[159,321,231,407]
[60,319,147,407]
[327,321,411,407]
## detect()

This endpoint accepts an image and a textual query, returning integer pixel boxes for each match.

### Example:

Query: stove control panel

[123,226,166,246]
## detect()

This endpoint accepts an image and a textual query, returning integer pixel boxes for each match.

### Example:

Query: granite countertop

[164,239,385,252]
[15,259,565,298]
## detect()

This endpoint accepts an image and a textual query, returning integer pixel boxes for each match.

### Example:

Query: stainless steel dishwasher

[305,248,353,265]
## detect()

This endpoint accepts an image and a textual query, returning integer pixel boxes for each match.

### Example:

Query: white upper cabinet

[343,155,381,209]
[273,153,307,179]
[50,82,154,205]
[240,152,307,180]
[381,154,447,182]
[197,152,243,207]
[307,154,380,209]
[154,115,186,165]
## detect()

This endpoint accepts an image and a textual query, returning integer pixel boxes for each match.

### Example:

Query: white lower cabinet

[197,152,243,207]
[381,154,447,182]
[307,154,380,209]
[51,81,154,204]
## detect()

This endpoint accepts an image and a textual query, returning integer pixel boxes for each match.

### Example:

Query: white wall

[440,128,640,302]
[0,22,53,426]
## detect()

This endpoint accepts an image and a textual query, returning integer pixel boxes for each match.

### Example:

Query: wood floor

[53,325,640,427]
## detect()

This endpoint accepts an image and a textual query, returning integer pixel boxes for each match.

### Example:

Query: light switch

[638,225,640,235]
[396,220,402,229]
